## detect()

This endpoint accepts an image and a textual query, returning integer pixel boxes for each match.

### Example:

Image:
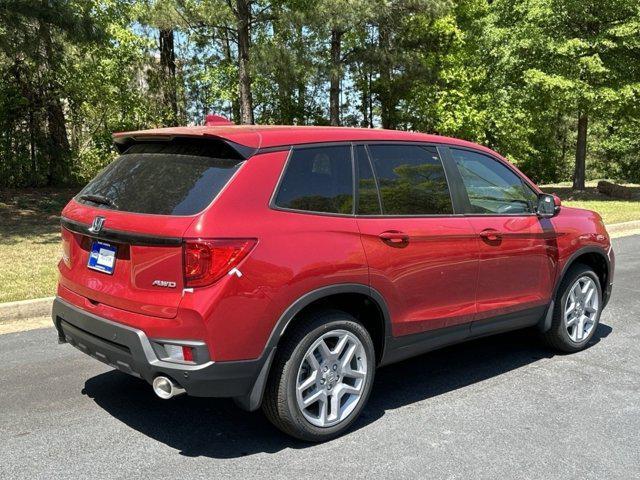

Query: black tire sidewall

[283,315,376,441]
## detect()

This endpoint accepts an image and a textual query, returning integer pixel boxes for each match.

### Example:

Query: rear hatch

[59,138,245,319]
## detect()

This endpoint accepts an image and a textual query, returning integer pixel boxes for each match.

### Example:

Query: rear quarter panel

[182,151,369,361]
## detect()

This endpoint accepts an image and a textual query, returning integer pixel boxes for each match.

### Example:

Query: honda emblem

[89,216,106,234]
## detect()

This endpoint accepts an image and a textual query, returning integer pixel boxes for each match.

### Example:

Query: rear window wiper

[79,194,118,208]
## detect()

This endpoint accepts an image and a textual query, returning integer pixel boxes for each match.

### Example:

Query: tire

[262,309,376,442]
[543,263,603,352]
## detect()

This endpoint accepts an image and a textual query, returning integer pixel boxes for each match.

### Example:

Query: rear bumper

[52,298,270,399]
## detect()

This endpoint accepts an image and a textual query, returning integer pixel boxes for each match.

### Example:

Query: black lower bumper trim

[52,298,268,398]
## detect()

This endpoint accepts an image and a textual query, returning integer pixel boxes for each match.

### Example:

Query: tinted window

[356,146,381,215]
[76,141,243,215]
[367,145,452,215]
[275,146,353,214]
[451,148,536,214]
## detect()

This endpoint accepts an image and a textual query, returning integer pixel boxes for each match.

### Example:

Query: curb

[0,297,54,323]
[606,220,640,234]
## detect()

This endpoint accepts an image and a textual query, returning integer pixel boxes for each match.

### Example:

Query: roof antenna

[205,114,234,126]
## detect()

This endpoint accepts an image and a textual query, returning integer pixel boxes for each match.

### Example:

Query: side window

[274,145,354,214]
[355,146,381,215]
[451,148,536,214]
[367,144,453,215]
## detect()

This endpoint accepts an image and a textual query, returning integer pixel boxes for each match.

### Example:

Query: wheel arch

[539,245,612,333]
[235,284,391,411]
[269,284,391,364]
[555,246,611,300]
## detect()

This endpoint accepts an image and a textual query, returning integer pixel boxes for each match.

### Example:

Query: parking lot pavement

[1,235,639,480]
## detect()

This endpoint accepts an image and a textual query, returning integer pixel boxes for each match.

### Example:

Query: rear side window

[76,140,243,215]
[274,146,354,214]
[451,148,537,214]
[367,145,453,215]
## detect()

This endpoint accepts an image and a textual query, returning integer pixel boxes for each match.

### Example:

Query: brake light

[183,239,256,287]
[61,227,72,268]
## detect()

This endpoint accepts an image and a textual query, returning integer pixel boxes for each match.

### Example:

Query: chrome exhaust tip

[152,376,186,400]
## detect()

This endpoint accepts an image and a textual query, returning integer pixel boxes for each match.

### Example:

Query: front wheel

[544,263,603,352]
[262,310,375,442]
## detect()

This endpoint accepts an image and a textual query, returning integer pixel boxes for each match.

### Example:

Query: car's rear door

[444,147,556,334]
[355,143,479,348]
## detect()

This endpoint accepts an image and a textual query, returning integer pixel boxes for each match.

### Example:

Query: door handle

[479,229,502,242]
[379,231,410,247]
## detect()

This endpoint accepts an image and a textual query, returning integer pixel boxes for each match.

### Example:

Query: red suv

[53,125,614,441]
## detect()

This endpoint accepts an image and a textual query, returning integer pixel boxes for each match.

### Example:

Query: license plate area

[87,240,117,274]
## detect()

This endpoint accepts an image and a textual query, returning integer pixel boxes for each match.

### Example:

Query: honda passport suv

[53,123,614,441]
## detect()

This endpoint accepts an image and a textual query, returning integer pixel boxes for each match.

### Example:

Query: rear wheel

[544,263,602,352]
[262,310,375,442]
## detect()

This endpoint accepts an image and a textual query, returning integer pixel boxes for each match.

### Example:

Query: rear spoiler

[112,134,258,160]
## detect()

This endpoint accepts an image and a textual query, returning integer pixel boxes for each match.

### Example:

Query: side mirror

[537,193,561,218]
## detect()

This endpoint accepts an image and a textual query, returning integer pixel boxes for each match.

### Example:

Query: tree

[178,0,240,122]
[370,0,452,129]
[235,0,255,123]
[486,0,640,189]
[0,0,103,186]
[138,0,186,126]
[300,0,376,126]
[1,0,639,188]
[181,0,275,124]
[252,0,319,124]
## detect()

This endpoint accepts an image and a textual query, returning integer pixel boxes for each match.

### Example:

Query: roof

[112,125,503,158]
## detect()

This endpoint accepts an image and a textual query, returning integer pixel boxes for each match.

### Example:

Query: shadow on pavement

[82,323,612,458]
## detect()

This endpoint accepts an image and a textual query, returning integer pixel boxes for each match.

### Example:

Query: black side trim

[381,323,470,366]
[61,217,182,246]
[381,305,546,366]
[470,305,545,337]
[553,246,612,304]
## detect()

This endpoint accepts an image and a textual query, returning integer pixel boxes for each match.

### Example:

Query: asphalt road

[1,236,639,480]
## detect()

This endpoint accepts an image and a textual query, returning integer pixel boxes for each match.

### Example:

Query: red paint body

[57,126,613,363]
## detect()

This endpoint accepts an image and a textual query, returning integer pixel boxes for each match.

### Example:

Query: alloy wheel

[295,329,368,428]
[564,275,600,342]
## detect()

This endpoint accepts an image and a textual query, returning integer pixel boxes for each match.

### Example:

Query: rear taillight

[183,239,256,287]
[61,227,72,268]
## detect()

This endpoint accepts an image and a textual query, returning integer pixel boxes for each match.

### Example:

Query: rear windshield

[76,141,244,215]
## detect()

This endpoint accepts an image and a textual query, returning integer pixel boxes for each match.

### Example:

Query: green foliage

[378,163,453,215]
[478,0,640,183]
[0,0,639,188]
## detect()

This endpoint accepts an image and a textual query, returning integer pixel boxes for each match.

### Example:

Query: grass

[541,181,640,225]
[0,188,76,303]
[1,181,639,304]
